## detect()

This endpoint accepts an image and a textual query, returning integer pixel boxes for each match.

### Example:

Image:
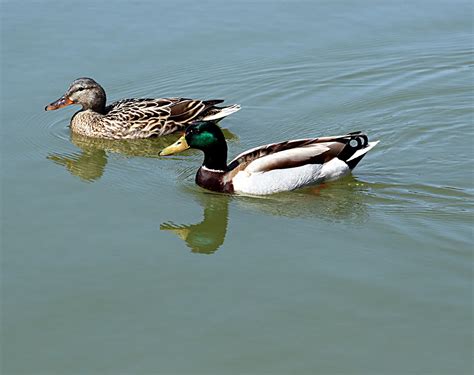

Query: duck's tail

[345,140,380,170]
[202,104,241,121]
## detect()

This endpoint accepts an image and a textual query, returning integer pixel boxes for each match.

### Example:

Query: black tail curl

[337,132,370,169]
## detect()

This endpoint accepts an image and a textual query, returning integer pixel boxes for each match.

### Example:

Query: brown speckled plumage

[46,78,241,139]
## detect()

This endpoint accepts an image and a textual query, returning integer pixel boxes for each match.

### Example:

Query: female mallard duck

[160,121,379,195]
[45,77,241,139]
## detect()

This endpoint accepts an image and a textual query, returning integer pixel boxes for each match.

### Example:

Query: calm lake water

[2,1,473,374]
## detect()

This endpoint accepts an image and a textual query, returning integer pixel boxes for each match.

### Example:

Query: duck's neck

[82,88,107,114]
[85,97,106,114]
[202,144,228,171]
[89,102,106,114]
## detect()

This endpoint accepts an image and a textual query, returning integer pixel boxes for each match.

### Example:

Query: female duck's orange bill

[45,96,74,111]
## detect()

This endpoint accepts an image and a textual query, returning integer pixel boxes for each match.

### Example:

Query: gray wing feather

[244,144,331,173]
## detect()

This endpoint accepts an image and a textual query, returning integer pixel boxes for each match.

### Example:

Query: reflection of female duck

[48,147,107,182]
[47,132,170,181]
[161,194,230,254]
[47,129,238,182]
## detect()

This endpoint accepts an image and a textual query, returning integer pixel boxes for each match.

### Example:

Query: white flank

[202,104,241,121]
[346,141,380,162]
[232,158,350,195]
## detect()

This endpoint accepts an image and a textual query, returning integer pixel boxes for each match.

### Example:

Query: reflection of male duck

[161,180,370,254]
[161,194,230,254]
[47,129,238,182]
[237,178,370,222]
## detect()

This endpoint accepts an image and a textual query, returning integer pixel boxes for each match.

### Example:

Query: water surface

[2,1,473,374]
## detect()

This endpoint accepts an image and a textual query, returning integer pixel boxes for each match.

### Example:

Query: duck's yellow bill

[160,136,190,156]
[160,223,190,241]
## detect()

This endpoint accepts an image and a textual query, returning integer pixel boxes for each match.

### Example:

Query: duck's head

[160,121,227,156]
[160,121,228,170]
[45,77,106,113]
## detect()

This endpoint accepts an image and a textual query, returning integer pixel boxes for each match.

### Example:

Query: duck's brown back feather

[98,98,227,139]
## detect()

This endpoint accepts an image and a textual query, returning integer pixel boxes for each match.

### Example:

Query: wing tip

[202,104,241,121]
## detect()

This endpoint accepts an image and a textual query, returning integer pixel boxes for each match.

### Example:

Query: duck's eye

[76,87,86,92]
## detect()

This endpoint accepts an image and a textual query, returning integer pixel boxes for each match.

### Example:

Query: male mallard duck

[45,77,241,139]
[160,121,379,195]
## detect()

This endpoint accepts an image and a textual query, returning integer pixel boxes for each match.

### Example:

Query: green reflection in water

[161,193,230,254]
[161,178,371,254]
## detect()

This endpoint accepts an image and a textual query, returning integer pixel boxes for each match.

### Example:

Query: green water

[2,1,473,374]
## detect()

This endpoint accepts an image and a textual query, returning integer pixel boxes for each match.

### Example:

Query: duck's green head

[160,121,227,156]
